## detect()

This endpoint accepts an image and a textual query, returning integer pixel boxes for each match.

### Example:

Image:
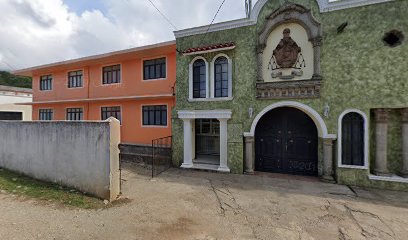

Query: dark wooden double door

[255,107,318,176]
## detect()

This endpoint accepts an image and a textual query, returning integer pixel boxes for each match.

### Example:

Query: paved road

[0,162,407,240]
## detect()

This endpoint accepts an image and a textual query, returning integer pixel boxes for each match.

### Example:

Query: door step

[181,163,230,173]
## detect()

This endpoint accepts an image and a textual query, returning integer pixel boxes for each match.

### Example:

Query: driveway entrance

[255,107,318,176]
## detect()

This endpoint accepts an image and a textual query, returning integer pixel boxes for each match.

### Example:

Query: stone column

[181,119,193,168]
[401,108,408,177]
[245,136,255,174]
[322,138,336,183]
[374,109,391,176]
[312,37,322,79]
[218,118,230,172]
[257,46,265,82]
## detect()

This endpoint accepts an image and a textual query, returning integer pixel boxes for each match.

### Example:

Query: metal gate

[255,107,318,176]
[151,136,172,178]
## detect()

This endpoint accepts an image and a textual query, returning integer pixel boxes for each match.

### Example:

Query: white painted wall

[0,118,121,201]
[0,90,32,120]
[0,93,32,104]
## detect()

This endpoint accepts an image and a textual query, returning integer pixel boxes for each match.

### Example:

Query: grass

[0,167,106,209]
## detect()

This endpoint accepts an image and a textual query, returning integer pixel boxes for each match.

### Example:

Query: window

[341,112,364,166]
[142,105,167,126]
[66,108,83,121]
[102,65,121,84]
[39,109,53,120]
[101,106,121,123]
[143,58,166,80]
[214,56,229,98]
[40,75,52,91]
[189,55,232,100]
[68,70,83,88]
[195,119,220,156]
[193,59,207,98]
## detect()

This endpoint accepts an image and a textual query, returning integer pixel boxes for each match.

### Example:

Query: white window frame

[189,56,209,100]
[210,53,233,100]
[337,109,369,170]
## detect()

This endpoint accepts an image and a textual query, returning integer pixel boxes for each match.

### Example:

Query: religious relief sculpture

[268,28,306,80]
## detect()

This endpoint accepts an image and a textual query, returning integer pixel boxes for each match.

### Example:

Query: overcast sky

[0,0,259,71]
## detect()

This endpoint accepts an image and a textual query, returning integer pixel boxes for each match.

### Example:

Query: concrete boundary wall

[0,117,120,201]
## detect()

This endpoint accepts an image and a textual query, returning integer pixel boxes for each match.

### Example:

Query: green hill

[0,71,32,89]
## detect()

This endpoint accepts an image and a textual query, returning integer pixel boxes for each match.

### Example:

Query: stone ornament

[256,80,321,99]
[269,28,306,80]
[273,28,302,68]
[257,3,322,99]
[374,109,391,123]
[401,108,408,123]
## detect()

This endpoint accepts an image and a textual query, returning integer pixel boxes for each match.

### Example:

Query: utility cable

[205,0,227,34]
[0,60,16,71]
[146,0,178,31]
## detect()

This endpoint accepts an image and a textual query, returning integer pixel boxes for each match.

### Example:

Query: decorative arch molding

[210,53,233,99]
[257,3,322,82]
[244,101,336,139]
[337,109,369,169]
[188,56,209,100]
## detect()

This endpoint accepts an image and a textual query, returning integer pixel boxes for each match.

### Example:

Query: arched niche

[257,3,322,82]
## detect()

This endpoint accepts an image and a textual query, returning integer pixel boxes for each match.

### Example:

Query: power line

[146,0,178,31]
[0,60,16,71]
[205,0,227,34]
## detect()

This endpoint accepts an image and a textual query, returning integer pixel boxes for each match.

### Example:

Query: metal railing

[151,136,172,178]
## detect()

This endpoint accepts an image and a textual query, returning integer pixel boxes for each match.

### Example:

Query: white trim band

[174,0,394,38]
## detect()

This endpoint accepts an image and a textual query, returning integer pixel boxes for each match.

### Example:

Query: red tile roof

[182,42,235,55]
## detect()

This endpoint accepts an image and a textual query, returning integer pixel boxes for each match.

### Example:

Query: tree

[0,71,32,88]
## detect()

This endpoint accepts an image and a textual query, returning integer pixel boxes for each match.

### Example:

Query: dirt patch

[0,162,407,240]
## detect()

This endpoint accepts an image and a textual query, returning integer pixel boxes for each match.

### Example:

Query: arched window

[192,59,206,98]
[341,112,365,166]
[214,57,229,98]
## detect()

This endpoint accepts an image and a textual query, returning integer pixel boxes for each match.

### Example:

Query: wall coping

[174,0,394,38]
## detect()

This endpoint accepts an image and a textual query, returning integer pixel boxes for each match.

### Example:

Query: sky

[0,0,259,71]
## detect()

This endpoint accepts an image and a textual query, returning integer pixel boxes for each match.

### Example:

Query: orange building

[14,41,176,146]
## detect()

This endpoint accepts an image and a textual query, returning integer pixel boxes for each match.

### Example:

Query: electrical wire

[146,0,178,31]
[205,0,227,34]
[0,60,15,71]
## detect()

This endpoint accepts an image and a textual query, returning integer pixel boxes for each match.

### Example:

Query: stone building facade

[172,0,408,190]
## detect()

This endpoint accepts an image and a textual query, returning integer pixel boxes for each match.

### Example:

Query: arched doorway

[255,107,318,176]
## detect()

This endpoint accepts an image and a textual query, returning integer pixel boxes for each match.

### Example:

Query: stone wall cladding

[173,0,408,188]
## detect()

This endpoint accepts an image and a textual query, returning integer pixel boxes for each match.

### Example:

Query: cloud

[0,0,253,71]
